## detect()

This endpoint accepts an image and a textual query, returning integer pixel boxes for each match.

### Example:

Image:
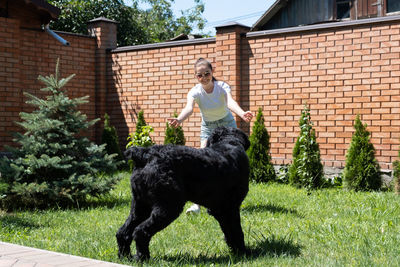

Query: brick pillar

[215,22,250,131]
[87,17,117,143]
[0,18,21,152]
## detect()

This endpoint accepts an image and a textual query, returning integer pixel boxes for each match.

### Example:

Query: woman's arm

[168,95,195,127]
[226,92,253,122]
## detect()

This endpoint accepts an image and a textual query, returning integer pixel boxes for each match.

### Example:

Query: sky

[124,0,276,35]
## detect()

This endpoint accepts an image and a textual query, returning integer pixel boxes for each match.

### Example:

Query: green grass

[1,171,400,266]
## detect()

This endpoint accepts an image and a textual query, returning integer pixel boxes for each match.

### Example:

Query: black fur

[116,126,250,261]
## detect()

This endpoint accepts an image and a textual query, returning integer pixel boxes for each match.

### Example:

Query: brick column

[87,17,117,143]
[0,18,21,152]
[215,22,250,131]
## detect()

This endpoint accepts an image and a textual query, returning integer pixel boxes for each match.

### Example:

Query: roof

[251,0,287,31]
[23,0,61,21]
[215,21,251,29]
[88,17,118,24]
[168,33,204,41]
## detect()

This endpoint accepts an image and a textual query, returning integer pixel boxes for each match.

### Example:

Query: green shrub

[343,115,381,191]
[247,108,276,183]
[126,110,154,148]
[0,60,119,209]
[164,112,185,145]
[126,125,155,148]
[126,111,154,170]
[101,113,124,163]
[135,110,147,134]
[288,104,324,190]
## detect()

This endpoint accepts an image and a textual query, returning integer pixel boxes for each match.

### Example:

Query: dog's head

[124,146,151,168]
[206,126,250,151]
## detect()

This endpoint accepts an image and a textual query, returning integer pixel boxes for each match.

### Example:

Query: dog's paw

[133,253,150,262]
[118,251,133,260]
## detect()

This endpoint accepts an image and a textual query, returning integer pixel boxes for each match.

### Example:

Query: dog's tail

[124,147,151,167]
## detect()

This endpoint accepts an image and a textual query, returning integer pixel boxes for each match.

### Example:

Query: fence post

[87,17,118,143]
[215,22,250,131]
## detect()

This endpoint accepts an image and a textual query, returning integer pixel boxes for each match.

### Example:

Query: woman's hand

[241,111,254,123]
[167,118,181,128]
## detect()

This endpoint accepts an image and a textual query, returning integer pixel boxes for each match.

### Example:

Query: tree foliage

[0,60,120,209]
[247,108,276,183]
[48,0,206,46]
[288,104,324,190]
[343,115,381,191]
[164,112,185,145]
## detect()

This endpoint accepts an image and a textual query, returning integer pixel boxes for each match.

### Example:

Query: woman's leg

[186,130,208,214]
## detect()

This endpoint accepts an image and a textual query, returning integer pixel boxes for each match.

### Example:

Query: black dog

[116,126,250,261]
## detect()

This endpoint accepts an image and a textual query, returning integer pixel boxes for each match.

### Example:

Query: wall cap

[111,37,216,52]
[247,14,400,38]
[215,21,251,29]
[88,17,118,24]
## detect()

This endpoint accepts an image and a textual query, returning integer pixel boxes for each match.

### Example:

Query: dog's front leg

[116,213,136,259]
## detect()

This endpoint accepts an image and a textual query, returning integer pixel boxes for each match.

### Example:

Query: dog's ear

[124,148,135,160]
[242,131,250,151]
[206,126,228,147]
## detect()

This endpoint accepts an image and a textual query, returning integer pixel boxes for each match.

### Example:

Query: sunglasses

[195,72,211,79]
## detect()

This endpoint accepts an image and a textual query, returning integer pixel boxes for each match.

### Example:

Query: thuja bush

[126,110,154,148]
[288,104,324,190]
[101,113,124,163]
[343,115,381,191]
[164,112,185,145]
[247,108,276,183]
[0,60,119,209]
[126,111,154,170]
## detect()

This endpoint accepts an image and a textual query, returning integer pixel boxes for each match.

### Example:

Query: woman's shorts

[200,112,237,142]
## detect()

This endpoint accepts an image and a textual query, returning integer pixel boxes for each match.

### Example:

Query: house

[252,0,400,31]
[0,0,60,28]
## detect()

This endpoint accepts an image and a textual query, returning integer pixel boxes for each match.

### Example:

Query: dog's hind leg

[116,199,149,259]
[132,202,184,261]
[209,208,247,254]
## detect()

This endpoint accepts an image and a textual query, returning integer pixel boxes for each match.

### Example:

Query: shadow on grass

[76,195,131,210]
[0,214,41,230]
[242,203,303,218]
[160,236,301,265]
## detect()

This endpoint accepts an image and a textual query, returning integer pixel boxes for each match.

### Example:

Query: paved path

[0,242,131,267]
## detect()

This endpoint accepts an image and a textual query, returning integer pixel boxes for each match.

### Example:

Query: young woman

[168,58,253,213]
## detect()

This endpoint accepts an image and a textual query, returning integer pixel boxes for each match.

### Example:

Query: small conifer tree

[288,104,324,190]
[164,112,185,145]
[343,115,381,191]
[247,108,276,183]
[135,110,147,134]
[126,111,154,170]
[101,113,124,163]
[0,60,119,208]
[126,110,154,148]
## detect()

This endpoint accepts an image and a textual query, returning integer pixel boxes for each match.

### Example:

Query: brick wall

[244,17,400,169]
[1,14,400,171]
[108,17,400,170]
[107,39,217,148]
[0,16,97,150]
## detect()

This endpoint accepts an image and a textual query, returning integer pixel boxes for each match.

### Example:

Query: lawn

[1,171,400,266]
